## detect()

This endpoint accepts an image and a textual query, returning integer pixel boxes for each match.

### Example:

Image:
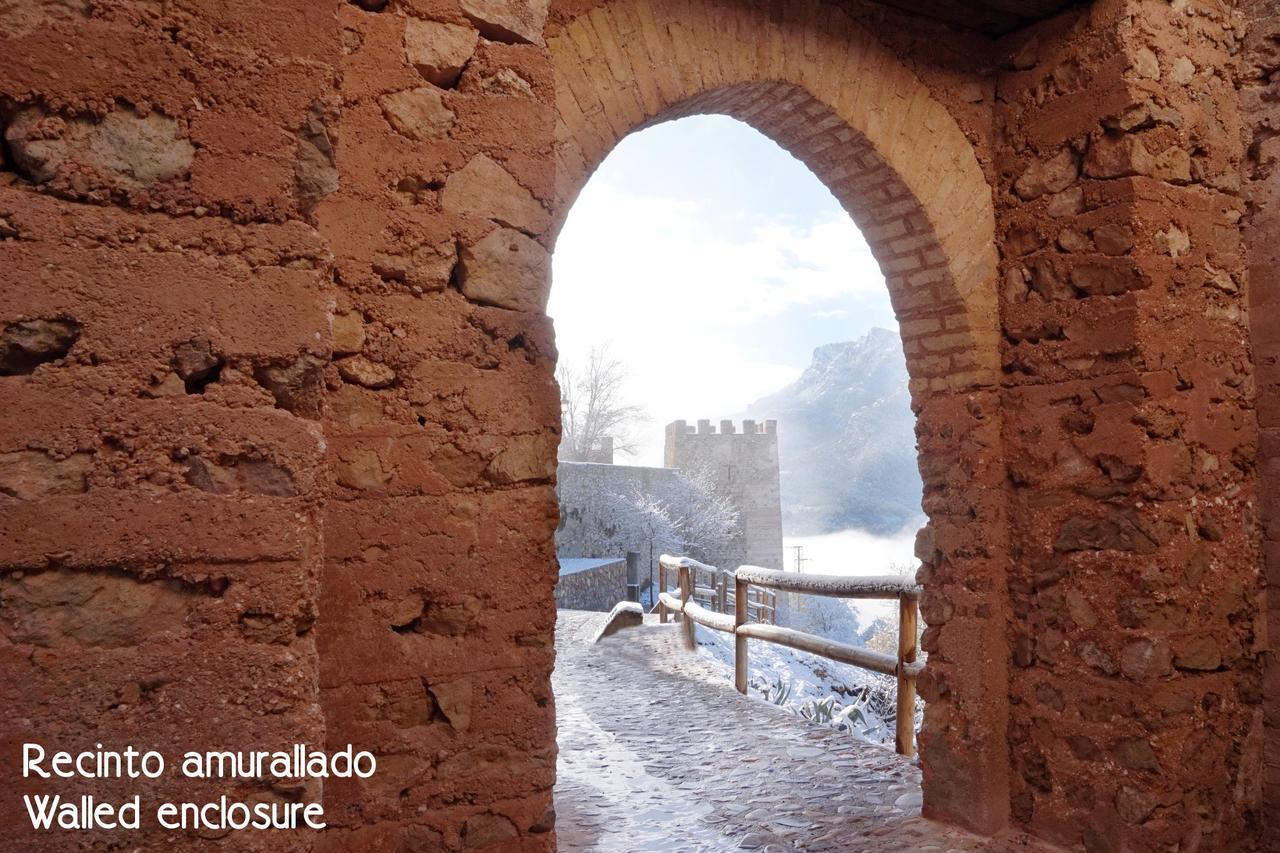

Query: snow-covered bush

[661,463,738,566]
[697,624,921,748]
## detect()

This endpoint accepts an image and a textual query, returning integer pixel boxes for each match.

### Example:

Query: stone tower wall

[664,419,785,573]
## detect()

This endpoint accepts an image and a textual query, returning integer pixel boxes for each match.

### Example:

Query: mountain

[744,328,923,536]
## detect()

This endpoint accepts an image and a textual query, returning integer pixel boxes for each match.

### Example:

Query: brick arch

[549,0,1011,835]
[549,0,1000,396]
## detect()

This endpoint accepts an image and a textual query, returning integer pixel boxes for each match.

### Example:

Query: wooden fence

[656,554,923,757]
[657,555,777,625]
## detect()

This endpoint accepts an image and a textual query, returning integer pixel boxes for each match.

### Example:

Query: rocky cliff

[745,328,922,536]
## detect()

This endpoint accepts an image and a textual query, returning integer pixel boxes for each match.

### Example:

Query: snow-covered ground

[672,525,925,748]
[692,621,919,749]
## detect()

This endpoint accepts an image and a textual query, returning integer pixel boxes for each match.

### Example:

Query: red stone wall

[312,2,559,847]
[996,0,1264,847]
[0,2,338,850]
[1,0,562,849]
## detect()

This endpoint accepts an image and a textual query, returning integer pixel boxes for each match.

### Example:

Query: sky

[549,115,896,466]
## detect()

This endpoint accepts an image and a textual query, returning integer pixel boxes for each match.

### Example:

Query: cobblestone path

[553,611,1059,852]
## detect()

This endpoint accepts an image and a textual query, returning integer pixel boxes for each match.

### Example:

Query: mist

[782,525,920,626]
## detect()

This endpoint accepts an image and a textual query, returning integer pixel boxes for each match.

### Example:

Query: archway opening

[545,0,1009,837]
[548,111,937,846]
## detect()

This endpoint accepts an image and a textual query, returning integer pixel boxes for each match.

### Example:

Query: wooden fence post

[658,561,668,624]
[679,565,695,650]
[717,574,728,614]
[734,574,748,694]
[895,592,919,757]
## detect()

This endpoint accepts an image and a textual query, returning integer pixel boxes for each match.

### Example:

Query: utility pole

[790,544,807,574]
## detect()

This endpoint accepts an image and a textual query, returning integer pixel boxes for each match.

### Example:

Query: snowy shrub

[857,615,898,656]
[661,463,738,566]
[698,626,920,749]
[762,675,792,706]
[798,696,837,724]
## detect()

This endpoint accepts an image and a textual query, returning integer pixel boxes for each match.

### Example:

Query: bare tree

[665,463,739,564]
[557,344,646,462]
[555,475,681,559]
[554,465,739,605]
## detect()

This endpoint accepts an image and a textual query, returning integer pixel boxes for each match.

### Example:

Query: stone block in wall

[457,226,551,312]
[5,105,195,193]
[459,0,550,46]
[404,18,479,87]
[379,87,457,141]
[443,154,550,234]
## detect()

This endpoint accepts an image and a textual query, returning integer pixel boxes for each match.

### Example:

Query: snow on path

[552,611,1059,852]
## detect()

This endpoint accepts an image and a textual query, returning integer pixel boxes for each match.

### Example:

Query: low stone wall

[555,558,627,612]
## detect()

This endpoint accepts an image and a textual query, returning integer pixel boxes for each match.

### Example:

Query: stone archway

[548,0,1011,832]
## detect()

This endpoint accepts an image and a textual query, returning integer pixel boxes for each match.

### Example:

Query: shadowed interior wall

[1241,0,1280,845]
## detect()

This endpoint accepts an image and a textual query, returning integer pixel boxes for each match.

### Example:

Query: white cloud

[551,180,884,334]
[548,146,892,466]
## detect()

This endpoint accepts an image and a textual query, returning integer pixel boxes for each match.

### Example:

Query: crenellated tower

[664,419,784,573]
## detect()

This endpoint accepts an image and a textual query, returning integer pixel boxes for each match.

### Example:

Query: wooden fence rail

[656,554,922,757]
[658,555,777,625]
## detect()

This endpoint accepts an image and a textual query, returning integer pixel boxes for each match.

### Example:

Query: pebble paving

[553,611,1061,852]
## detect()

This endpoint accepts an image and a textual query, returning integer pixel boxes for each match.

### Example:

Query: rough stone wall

[995,0,1264,848]
[554,558,627,610]
[2,0,1276,851]
[0,1,563,851]
[0,0,1016,847]
[0,3,337,850]
[663,419,785,573]
[311,2,560,849]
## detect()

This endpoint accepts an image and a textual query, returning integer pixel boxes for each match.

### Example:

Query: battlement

[665,418,778,437]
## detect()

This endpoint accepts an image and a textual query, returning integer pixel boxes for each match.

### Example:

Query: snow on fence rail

[656,554,922,757]
[735,565,921,600]
[658,555,777,626]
